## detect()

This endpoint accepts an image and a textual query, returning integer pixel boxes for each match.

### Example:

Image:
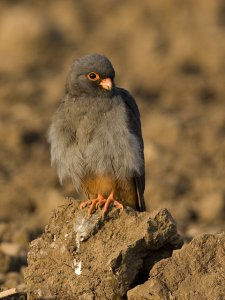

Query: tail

[135,177,146,212]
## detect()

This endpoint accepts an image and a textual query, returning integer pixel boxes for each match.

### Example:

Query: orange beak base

[99,78,112,91]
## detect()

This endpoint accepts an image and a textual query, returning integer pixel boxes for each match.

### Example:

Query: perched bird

[48,54,145,215]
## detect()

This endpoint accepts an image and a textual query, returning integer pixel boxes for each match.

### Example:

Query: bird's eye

[87,72,100,81]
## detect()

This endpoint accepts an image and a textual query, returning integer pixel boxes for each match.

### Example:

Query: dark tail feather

[135,177,146,212]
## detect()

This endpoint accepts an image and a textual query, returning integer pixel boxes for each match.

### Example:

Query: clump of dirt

[24,200,183,299]
[128,233,225,300]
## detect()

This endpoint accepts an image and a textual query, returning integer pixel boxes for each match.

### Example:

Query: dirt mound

[24,200,183,299]
[128,233,225,300]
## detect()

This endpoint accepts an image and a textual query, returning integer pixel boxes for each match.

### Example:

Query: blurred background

[0,0,225,291]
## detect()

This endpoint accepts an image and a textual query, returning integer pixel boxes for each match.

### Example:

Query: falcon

[48,54,145,215]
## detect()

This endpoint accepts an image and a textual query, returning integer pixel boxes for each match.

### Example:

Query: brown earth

[24,202,224,300]
[24,201,183,299]
[0,0,225,296]
[128,233,225,300]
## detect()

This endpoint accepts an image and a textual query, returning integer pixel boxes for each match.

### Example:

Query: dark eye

[87,72,100,81]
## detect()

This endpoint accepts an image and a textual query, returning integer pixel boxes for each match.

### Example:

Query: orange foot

[98,191,124,215]
[80,193,105,215]
[80,191,123,216]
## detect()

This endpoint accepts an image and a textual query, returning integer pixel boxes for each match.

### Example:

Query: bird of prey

[48,54,145,215]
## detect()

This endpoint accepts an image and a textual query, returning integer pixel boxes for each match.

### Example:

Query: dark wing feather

[117,87,146,212]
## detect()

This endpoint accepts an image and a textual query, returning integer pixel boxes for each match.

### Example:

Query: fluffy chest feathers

[49,94,142,190]
[67,95,124,147]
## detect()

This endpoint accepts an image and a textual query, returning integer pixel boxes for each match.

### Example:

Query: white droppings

[53,235,57,242]
[64,233,68,238]
[73,259,82,275]
[74,218,86,252]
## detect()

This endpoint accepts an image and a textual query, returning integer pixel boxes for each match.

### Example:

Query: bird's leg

[80,193,105,215]
[80,191,123,215]
[102,190,123,215]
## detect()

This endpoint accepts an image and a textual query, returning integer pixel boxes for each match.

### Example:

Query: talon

[113,200,124,210]
[102,191,124,216]
[80,194,105,215]
[96,199,106,209]
[80,191,123,216]
[88,199,99,215]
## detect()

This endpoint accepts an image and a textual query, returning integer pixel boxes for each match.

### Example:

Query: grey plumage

[48,54,145,211]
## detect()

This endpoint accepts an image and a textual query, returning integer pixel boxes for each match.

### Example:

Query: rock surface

[24,200,183,299]
[127,233,225,300]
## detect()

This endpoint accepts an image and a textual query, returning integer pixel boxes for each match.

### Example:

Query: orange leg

[80,194,105,215]
[80,191,123,216]
[102,190,123,215]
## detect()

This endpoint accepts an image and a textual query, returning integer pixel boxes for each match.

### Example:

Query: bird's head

[65,54,115,97]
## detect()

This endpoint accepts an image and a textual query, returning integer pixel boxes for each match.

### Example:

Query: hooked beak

[99,78,112,91]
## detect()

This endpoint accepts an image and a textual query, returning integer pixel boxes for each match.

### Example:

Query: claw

[80,194,105,214]
[96,199,106,209]
[88,198,100,215]
[102,197,123,215]
[79,191,123,216]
